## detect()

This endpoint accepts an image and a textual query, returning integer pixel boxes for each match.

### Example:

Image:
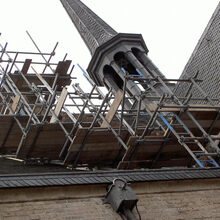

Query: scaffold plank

[0,116,28,153]
[101,90,123,128]
[64,127,128,165]
[16,122,73,159]
[55,60,72,75]
[9,94,20,115]
[50,87,68,123]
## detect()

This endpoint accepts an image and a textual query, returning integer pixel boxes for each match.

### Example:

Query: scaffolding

[65,72,220,170]
[0,35,220,170]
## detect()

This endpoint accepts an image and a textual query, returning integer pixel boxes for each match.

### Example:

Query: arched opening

[114,52,139,76]
[103,65,134,109]
[131,47,165,79]
[129,48,152,91]
[103,65,124,91]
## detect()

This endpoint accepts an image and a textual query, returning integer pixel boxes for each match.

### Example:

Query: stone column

[137,51,165,79]
[125,51,153,78]
[110,61,142,98]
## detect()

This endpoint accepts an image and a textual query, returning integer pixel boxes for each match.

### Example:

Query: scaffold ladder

[160,113,219,168]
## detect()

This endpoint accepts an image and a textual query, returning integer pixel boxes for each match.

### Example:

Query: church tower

[60,0,166,98]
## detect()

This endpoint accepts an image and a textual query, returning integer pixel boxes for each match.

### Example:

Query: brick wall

[1,179,220,220]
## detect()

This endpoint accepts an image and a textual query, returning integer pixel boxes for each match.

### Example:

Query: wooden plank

[64,128,128,164]
[21,59,32,74]
[9,94,20,115]
[117,134,200,169]
[10,73,71,92]
[16,123,73,159]
[50,87,68,123]
[46,60,73,90]
[15,59,32,89]
[121,136,165,161]
[179,111,217,120]
[101,90,123,128]
[55,60,72,90]
[0,116,28,153]
[55,60,72,75]
[68,128,126,152]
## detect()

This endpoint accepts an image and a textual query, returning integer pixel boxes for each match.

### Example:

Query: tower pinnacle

[61,0,167,98]
[60,0,117,55]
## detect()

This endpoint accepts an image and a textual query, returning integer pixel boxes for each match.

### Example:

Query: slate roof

[60,0,117,55]
[174,3,220,102]
[1,168,220,189]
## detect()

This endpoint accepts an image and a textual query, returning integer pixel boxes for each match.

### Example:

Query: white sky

[0,0,219,82]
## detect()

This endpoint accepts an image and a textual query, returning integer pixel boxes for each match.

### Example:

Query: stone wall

[1,179,220,220]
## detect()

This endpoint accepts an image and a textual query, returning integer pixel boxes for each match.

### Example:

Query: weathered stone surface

[1,179,220,219]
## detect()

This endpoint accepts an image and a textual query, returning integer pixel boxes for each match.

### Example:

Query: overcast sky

[0,0,219,82]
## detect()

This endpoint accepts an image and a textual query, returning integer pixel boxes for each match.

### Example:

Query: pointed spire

[60,0,117,55]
